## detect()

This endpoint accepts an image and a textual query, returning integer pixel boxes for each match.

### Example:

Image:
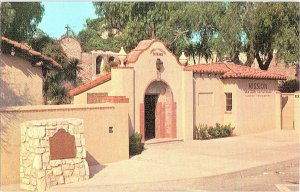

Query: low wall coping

[0,103,118,112]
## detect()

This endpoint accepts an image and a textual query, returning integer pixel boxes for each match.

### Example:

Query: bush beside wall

[194,123,235,140]
[129,132,144,156]
[279,79,299,93]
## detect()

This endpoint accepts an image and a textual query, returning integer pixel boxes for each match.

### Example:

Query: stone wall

[20,118,89,191]
[60,38,82,60]
[79,53,93,83]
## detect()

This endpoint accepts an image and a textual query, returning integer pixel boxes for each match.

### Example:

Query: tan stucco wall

[281,93,295,130]
[0,103,128,185]
[127,42,192,140]
[294,92,300,131]
[234,79,279,135]
[195,77,280,135]
[72,40,284,140]
[223,79,238,128]
[0,54,43,107]
[182,70,194,140]
[111,68,135,136]
[73,41,195,140]
[73,81,112,104]
[194,74,225,127]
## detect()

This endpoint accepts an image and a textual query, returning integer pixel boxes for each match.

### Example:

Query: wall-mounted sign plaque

[49,129,76,160]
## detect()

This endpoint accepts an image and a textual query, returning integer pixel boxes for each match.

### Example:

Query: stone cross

[65,24,71,38]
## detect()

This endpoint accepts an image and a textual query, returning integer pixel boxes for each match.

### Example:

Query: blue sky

[38,2,97,39]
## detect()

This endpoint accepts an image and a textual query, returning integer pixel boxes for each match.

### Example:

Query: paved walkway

[50,130,299,191]
[1,130,299,191]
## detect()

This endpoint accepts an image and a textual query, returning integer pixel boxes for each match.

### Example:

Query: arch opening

[142,80,177,141]
[95,56,103,75]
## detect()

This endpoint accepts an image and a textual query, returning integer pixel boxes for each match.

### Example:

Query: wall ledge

[0,103,116,113]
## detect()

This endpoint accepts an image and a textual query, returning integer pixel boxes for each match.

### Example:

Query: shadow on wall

[281,96,288,109]
[86,151,106,178]
[0,55,35,78]
[0,54,41,107]
[0,111,22,153]
[0,79,34,107]
[128,114,134,136]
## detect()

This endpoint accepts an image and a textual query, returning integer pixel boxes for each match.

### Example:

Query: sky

[38,2,97,39]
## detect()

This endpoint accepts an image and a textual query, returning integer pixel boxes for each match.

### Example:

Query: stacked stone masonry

[20,118,89,191]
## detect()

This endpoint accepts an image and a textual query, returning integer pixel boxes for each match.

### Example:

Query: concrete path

[49,130,299,191]
[1,130,299,191]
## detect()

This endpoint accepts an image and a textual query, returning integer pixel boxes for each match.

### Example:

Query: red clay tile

[185,62,287,80]
[69,73,111,96]
[1,36,62,68]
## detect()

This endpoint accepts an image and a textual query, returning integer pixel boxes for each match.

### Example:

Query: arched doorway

[95,55,103,76]
[142,81,177,141]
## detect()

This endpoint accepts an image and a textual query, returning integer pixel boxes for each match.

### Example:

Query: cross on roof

[65,24,71,38]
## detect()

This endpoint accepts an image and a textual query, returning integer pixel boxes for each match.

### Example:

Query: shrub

[129,132,144,156]
[194,124,210,139]
[279,79,299,93]
[199,124,210,139]
[194,123,235,140]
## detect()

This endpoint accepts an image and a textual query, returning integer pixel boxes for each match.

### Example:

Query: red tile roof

[185,62,287,80]
[1,36,62,68]
[69,73,111,96]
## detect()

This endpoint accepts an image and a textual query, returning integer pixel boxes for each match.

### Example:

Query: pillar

[111,67,135,136]
[294,91,300,131]
[182,70,194,140]
[275,91,282,130]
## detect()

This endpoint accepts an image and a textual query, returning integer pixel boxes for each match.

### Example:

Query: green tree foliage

[216,2,300,69]
[92,2,192,55]
[278,79,300,93]
[78,17,122,52]
[246,3,299,70]
[29,30,81,104]
[82,2,299,70]
[41,42,82,104]
[0,2,44,42]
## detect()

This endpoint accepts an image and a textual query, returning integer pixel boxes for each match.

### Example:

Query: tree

[77,17,122,52]
[0,2,44,42]
[41,42,82,104]
[213,2,244,63]
[29,30,82,104]
[92,2,192,55]
[245,3,300,70]
[186,43,196,64]
[84,2,299,69]
[217,2,299,69]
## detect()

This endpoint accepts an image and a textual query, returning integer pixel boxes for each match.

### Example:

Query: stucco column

[275,91,282,130]
[111,67,135,136]
[294,91,300,131]
[181,70,194,140]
